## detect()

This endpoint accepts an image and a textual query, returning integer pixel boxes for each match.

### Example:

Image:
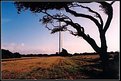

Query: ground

[1,54,119,79]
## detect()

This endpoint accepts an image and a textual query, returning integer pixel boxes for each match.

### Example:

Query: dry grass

[1,55,118,79]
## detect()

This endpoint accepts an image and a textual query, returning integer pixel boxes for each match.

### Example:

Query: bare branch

[64,5,101,28]
[78,4,103,26]
[69,3,103,26]
[102,3,113,33]
[67,29,78,36]
[82,33,101,53]
[103,11,113,33]
[110,1,115,5]
[62,19,100,52]
[45,24,52,30]
[51,23,59,28]
[61,14,73,22]
[41,10,101,52]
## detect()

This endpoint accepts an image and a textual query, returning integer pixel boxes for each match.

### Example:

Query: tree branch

[40,8,101,52]
[51,23,59,28]
[67,29,78,36]
[110,1,115,5]
[45,24,52,30]
[70,3,103,27]
[60,19,100,52]
[79,4,103,27]
[82,34,101,53]
[64,5,101,28]
[103,14,113,33]
[103,3,113,33]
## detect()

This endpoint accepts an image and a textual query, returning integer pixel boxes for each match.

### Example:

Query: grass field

[1,54,119,79]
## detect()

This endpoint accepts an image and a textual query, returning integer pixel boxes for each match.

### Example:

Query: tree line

[1,49,119,59]
[2,49,21,59]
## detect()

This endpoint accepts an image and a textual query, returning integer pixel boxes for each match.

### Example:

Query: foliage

[2,49,21,59]
[14,1,116,73]
[14,2,72,13]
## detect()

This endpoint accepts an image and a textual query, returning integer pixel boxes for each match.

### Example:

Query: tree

[2,49,21,58]
[14,1,115,73]
[13,52,21,58]
[60,48,69,56]
[2,49,13,59]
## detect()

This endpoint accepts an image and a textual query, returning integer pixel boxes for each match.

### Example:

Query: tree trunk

[99,31,110,75]
[99,51,109,72]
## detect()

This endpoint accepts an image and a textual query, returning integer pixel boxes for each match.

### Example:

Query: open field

[1,54,119,79]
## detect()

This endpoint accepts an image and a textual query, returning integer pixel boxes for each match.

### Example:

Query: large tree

[14,1,115,73]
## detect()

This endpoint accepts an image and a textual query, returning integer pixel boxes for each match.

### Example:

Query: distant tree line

[1,49,119,59]
[2,49,21,59]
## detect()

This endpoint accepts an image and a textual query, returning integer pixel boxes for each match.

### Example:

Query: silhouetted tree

[13,52,21,58]
[2,49,21,58]
[60,48,69,56]
[14,1,115,73]
[2,49,13,59]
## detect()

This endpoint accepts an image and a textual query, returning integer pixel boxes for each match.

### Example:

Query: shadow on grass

[80,60,119,79]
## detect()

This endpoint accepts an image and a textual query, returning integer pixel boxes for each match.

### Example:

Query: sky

[1,1,120,54]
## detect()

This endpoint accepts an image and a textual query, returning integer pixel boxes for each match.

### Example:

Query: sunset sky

[1,1,120,54]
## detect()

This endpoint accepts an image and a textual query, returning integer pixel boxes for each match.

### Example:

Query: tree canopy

[14,1,115,72]
[14,2,114,35]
